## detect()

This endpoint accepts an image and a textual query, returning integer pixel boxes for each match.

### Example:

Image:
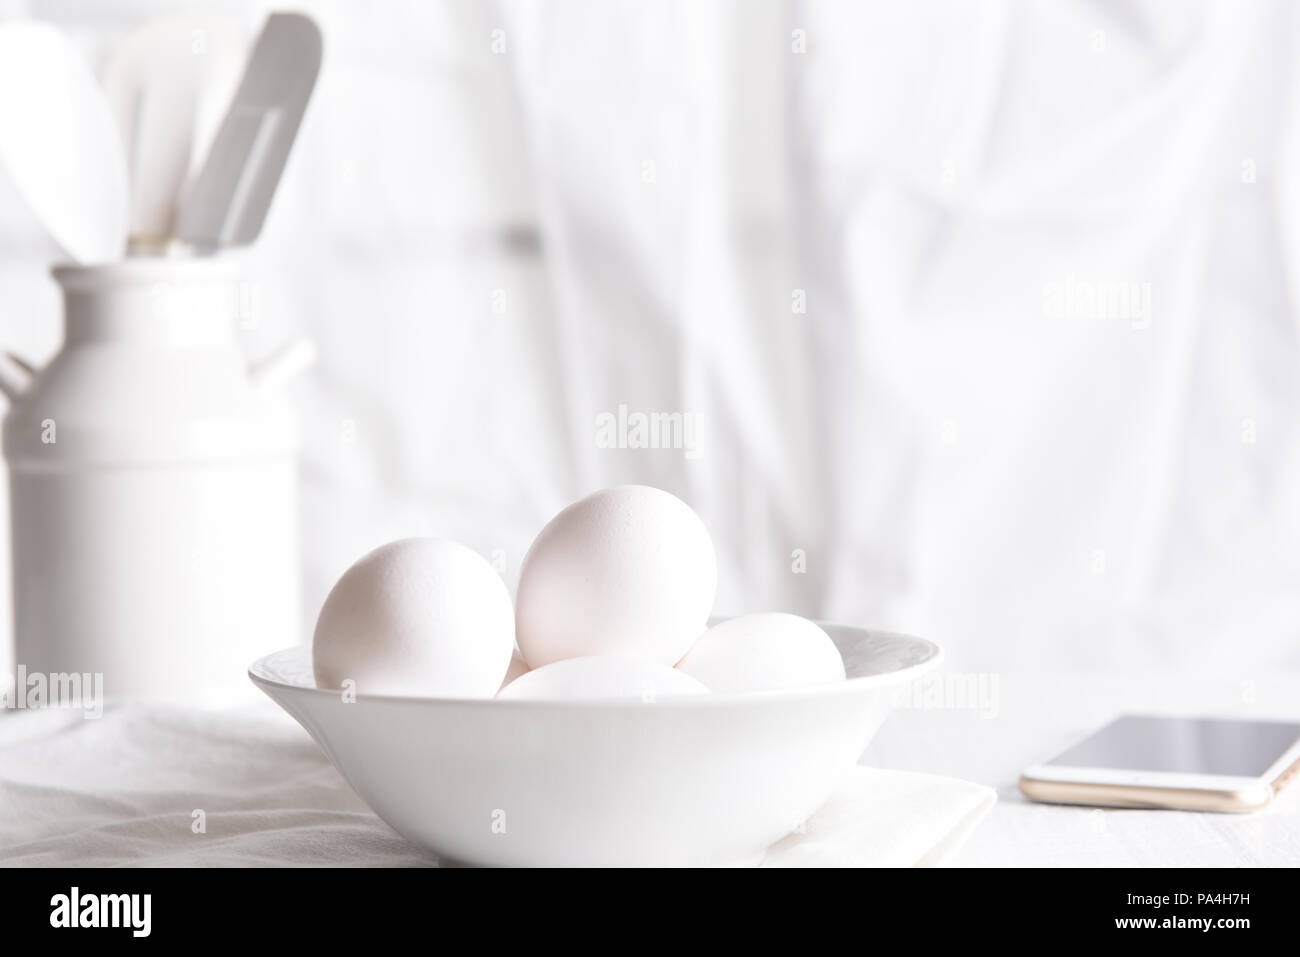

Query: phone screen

[1046,715,1300,777]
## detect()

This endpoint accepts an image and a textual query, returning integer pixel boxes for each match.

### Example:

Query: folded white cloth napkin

[763,766,996,867]
[0,704,993,867]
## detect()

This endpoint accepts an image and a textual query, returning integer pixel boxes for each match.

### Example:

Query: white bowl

[249,624,940,866]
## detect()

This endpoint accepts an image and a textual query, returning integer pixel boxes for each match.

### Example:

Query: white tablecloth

[0,703,433,867]
[863,670,1300,867]
[0,700,995,867]
[2,668,1296,867]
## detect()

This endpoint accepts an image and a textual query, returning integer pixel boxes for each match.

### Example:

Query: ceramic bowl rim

[248,621,942,710]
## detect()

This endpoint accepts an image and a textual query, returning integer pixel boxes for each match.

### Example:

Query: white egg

[675,613,845,693]
[313,537,514,698]
[497,655,709,701]
[497,649,531,693]
[515,485,717,667]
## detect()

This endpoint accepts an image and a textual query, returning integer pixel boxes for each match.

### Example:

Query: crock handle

[0,351,34,402]
[248,337,315,391]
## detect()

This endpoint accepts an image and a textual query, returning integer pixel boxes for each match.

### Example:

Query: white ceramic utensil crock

[251,624,940,866]
[1,258,311,702]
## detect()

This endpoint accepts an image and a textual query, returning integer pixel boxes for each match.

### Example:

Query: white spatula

[102,14,247,253]
[175,13,322,252]
[0,21,127,263]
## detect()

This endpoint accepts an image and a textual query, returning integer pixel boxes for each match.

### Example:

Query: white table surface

[861,670,1300,866]
[2,669,1296,867]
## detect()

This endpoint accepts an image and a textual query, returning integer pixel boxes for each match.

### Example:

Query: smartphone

[1020,714,1300,812]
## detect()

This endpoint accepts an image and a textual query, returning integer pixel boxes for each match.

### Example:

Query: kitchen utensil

[176,13,322,251]
[0,21,127,263]
[250,624,941,866]
[2,258,311,702]
[102,14,247,252]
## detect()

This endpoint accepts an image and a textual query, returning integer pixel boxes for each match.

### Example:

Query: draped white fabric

[0,0,1294,686]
